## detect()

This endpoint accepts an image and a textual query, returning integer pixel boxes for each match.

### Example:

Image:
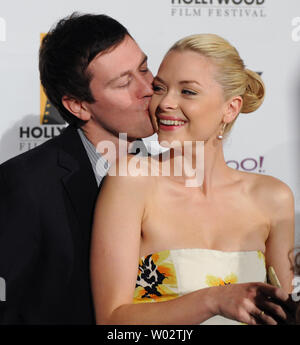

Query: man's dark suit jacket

[0,125,100,324]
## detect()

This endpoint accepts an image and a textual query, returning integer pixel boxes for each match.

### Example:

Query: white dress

[133,248,267,325]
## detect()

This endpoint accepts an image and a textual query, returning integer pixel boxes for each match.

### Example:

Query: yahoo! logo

[226,156,265,173]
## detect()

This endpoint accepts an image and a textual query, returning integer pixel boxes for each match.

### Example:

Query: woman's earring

[217,123,227,140]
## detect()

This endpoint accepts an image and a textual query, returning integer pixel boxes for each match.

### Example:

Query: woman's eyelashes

[181,89,197,96]
[153,83,197,96]
[153,84,165,93]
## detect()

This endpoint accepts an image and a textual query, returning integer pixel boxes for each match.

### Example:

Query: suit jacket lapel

[56,125,99,233]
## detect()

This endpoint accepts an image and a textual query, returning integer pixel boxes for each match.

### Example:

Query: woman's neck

[166,137,233,195]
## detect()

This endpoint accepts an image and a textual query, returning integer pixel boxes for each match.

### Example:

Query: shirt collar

[77,128,109,186]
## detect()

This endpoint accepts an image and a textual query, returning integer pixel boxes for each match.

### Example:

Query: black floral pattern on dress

[136,255,166,299]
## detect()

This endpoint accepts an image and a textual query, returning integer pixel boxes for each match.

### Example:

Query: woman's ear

[223,96,243,123]
[62,96,91,122]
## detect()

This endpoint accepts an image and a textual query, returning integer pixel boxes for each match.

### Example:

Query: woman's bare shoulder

[239,171,294,211]
[250,172,292,198]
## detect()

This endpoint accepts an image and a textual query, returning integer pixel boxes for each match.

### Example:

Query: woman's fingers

[250,306,278,325]
[255,292,288,323]
[242,283,290,325]
[217,283,291,325]
[259,299,289,322]
[253,284,291,324]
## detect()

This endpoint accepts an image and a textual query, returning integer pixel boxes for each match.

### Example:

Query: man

[0,13,154,324]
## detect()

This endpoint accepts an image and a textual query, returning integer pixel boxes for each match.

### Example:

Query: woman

[90,34,294,325]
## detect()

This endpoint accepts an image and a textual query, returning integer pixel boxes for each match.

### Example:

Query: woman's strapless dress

[133,248,267,325]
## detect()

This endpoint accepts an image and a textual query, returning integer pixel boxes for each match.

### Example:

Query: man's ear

[61,96,91,122]
[223,96,243,124]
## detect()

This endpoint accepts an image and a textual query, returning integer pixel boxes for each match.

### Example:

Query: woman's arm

[90,159,215,324]
[264,177,295,293]
[90,159,290,325]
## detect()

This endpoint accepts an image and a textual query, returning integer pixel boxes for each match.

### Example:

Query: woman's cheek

[149,102,159,133]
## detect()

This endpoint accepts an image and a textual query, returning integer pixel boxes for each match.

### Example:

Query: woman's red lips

[157,115,187,131]
[157,114,187,122]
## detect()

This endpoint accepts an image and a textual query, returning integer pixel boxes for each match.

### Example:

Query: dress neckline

[139,247,265,260]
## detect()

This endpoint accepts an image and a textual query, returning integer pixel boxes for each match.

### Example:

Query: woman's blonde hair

[169,34,265,134]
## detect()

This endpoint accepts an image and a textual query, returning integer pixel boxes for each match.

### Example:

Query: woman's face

[150,50,228,145]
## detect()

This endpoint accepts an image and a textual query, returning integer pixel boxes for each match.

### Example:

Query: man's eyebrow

[106,54,148,86]
[139,54,148,67]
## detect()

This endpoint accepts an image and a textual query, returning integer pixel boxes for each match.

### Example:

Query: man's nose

[136,72,154,98]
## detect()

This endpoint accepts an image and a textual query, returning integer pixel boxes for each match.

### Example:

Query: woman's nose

[159,92,178,111]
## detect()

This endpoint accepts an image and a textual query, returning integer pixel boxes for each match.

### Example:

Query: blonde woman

[90,34,294,325]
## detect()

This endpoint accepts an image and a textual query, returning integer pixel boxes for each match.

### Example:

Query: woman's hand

[209,282,290,325]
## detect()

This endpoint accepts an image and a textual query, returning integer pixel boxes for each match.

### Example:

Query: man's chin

[142,128,156,139]
[134,119,156,139]
[127,130,155,141]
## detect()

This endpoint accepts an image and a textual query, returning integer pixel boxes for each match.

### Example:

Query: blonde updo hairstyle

[168,34,265,135]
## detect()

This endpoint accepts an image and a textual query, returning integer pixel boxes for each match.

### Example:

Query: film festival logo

[40,33,65,126]
[19,33,66,153]
[170,0,267,18]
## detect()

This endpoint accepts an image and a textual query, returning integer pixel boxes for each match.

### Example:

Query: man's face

[84,35,154,141]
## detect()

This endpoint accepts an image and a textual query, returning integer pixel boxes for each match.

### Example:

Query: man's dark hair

[39,12,130,126]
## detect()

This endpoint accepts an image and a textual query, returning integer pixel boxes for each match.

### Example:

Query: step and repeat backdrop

[0,0,299,242]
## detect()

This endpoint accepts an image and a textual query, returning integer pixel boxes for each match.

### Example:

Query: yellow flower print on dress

[257,251,266,265]
[206,273,238,287]
[133,250,179,303]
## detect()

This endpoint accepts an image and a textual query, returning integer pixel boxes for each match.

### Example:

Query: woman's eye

[153,84,164,93]
[182,89,197,96]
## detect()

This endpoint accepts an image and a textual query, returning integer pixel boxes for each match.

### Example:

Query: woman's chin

[158,135,184,149]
